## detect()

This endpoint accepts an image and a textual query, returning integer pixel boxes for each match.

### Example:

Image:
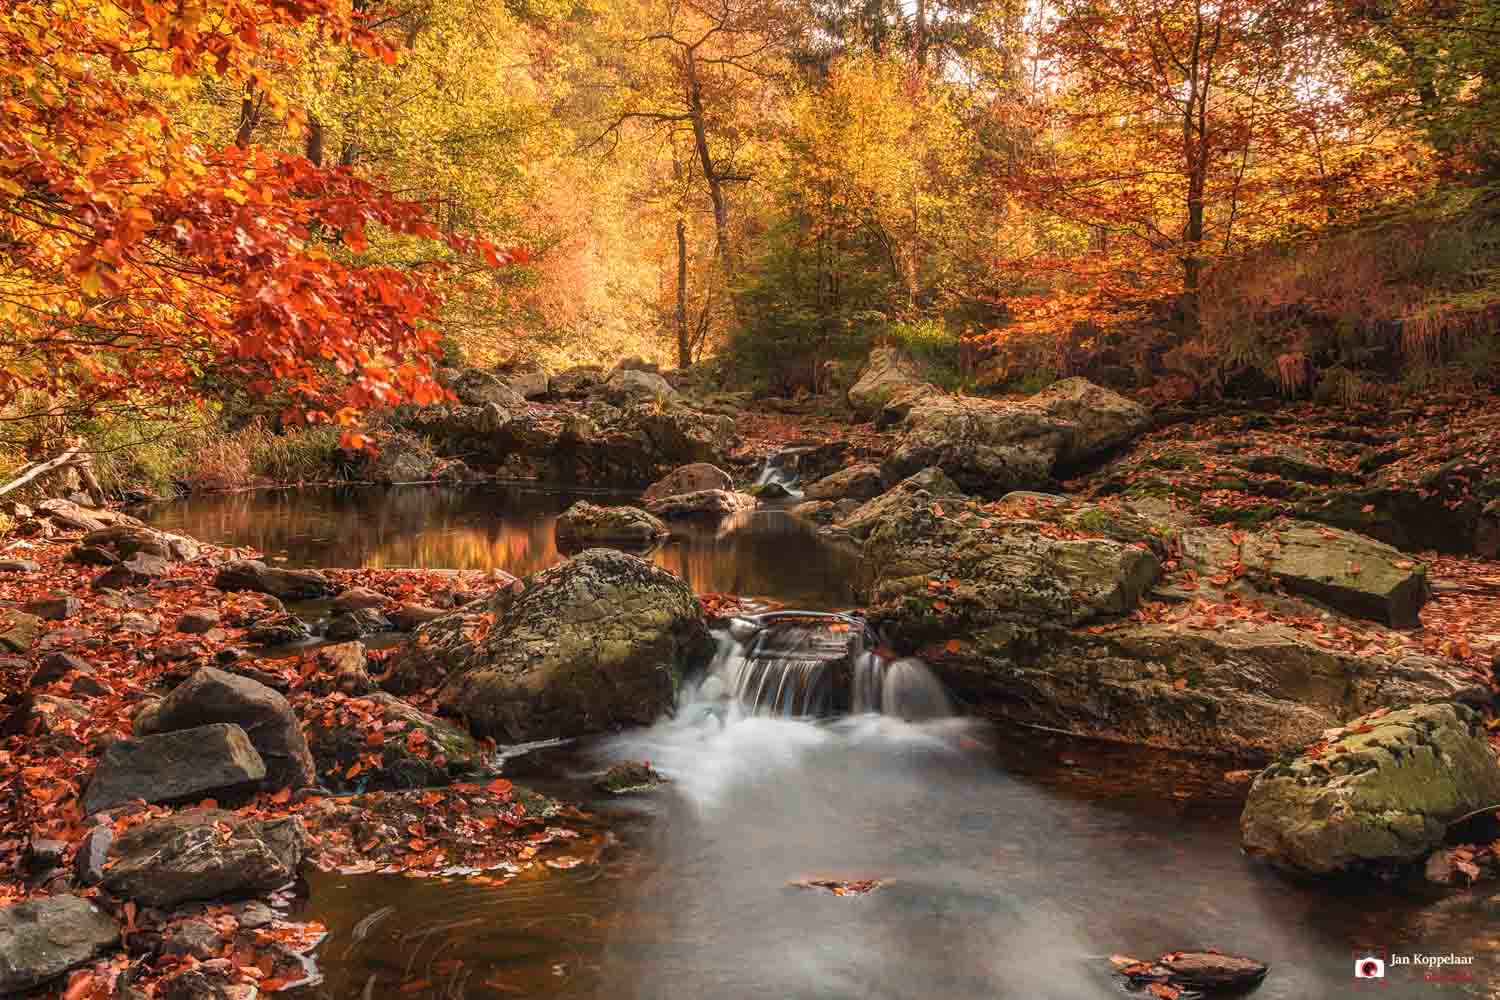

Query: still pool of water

[144,486,1500,999]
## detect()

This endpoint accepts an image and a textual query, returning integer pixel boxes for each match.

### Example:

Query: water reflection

[143,484,864,609]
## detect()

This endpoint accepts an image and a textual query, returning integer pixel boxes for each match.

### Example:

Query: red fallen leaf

[931,503,945,517]
[486,778,513,796]
[944,639,962,654]
[1361,504,1375,513]
[269,787,291,805]
[62,970,95,1000]
[1348,563,1362,575]
[1172,678,1188,690]
[400,979,431,993]
[1148,984,1182,999]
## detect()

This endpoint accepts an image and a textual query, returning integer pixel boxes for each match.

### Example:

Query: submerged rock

[101,809,305,907]
[397,549,711,740]
[1113,951,1269,993]
[1240,703,1500,873]
[645,489,756,518]
[0,895,119,994]
[595,760,670,795]
[555,501,668,551]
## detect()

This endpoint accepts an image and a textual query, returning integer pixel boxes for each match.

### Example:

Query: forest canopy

[1,0,1497,450]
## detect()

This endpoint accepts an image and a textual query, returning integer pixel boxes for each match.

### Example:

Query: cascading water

[700,611,953,721]
[752,449,805,499]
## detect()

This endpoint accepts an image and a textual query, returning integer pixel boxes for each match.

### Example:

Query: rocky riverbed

[2,349,1500,998]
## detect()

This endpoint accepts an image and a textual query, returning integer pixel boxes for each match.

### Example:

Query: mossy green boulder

[1241,703,1500,874]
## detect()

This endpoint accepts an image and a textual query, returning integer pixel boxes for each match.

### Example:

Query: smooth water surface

[144,484,862,608]
[148,486,1500,999]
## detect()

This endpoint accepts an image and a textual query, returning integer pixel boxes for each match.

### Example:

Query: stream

[146,485,1500,999]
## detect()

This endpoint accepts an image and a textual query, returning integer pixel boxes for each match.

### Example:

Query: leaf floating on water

[545,856,584,869]
[788,877,888,896]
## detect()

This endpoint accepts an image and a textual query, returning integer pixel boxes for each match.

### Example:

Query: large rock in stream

[83,723,266,815]
[0,895,118,994]
[883,378,1149,494]
[213,560,336,600]
[555,501,668,551]
[387,549,711,740]
[1240,703,1500,874]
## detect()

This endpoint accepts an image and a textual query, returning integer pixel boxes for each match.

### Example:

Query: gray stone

[101,809,305,907]
[120,612,160,635]
[83,723,267,815]
[213,560,336,600]
[134,667,315,790]
[803,464,885,501]
[601,369,678,406]
[1241,703,1500,873]
[330,587,387,614]
[306,692,486,791]
[245,614,311,646]
[0,558,40,573]
[641,462,734,502]
[0,610,41,653]
[74,825,113,886]
[0,895,118,993]
[325,607,390,641]
[24,595,80,620]
[92,553,170,591]
[847,346,938,421]
[555,501,668,551]
[33,652,93,687]
[644,490,756,518]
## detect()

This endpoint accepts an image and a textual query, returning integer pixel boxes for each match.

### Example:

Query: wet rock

[213,560,336,600]
[0,610,41,653]
[245,613,312,646]
[101,809,304,907]
[788,499,860,526]
[305,692,487,791]
[82,723,267,815]
[73,824,113,886]
[601,368,678,406]
[1181,520,1429,627]
[395,549,710,740]
[804,464,884,502]
[644,489,756,518]
[303,641,375,696]
[555,501,668,551]
[0,895,119,993]
[177,607,221,633]
[595,760,669,794]
[884,378,1148,494]
[1236,449,1354,485]
[325,607,391,641]
[1115,951,1269,992]
[847,346,938,421]
[230,901,277,930]
[134,667,316,790]
[1241,703,1500,874]
[26,837,66,872]
[0,558,40,573]
[157,962,257,1000]
[24,595,80,620]
[331,587,388,614]
[222,592,286,626]
[92,552,170,590]
[746,480,794,499]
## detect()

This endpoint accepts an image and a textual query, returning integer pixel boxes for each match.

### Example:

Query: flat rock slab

[0,895,118,993]
[214,559,336,600]
[101,809,305,907]
[83,722,266,815]
[644,489,756,518]
[1115,951,1269,992]
[642,462,733,502]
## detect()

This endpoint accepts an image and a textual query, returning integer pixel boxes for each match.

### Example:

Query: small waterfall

[703,611,953,721]
[752,449,805,499]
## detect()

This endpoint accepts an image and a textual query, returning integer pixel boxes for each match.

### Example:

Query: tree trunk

[305,112,324,166]
[676,218,691,367]
[685,52,731,275]
[235,82,259,147]
[916,0,929,68]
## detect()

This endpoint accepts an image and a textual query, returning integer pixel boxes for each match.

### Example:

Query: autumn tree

[0,0,513,443]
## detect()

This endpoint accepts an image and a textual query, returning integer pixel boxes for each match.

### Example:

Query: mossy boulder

[846,346,938,420]
[555,501,668,552]
[403,550,711,740]
[1241,703,1500,874]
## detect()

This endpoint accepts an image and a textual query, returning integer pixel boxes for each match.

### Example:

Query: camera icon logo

[1355,957,1386,979]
